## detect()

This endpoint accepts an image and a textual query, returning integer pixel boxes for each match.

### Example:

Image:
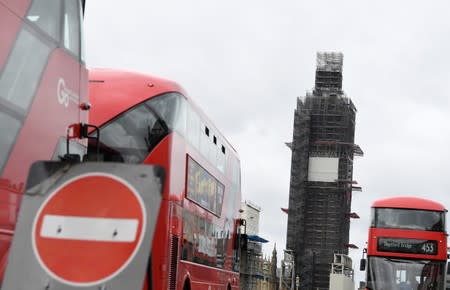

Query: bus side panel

[178,261,217,290]
[169,133,187,290]
[0,2,22,68]
[144,135,173,290]
[169,133,188,204]
[1,48,85,224]
[0,0,31,20]
[0,0,23,246]
[179,261,238,290]
[151,199,170,290]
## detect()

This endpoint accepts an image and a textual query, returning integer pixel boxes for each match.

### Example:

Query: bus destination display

[377,238,437,255]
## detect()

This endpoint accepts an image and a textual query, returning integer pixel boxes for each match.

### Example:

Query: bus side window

[232,157,241,188]
[173,96,187,137]
[27,0,61,41]
[199,123,210,158]
[217,145,225,172]
[186,107,200,149]
[0,2,58,111]
[63,0,81,58]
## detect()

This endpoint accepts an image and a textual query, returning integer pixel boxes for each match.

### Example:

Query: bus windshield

[366,257,445,290]
[371,208,445,232]
[88,92,185,163]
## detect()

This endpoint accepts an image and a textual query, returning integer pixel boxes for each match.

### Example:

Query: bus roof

[372,196,446,211]
[88,68,239,156]
[88,68,186,127]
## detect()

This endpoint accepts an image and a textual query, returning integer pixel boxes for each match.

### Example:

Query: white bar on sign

[40,214,138,242]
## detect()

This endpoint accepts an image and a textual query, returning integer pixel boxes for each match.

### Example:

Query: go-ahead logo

[57,78,79,108]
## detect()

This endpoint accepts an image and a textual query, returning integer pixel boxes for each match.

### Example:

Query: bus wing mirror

[360,258,366,271]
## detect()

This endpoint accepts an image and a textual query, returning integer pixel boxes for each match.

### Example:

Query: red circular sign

[32,173,146,286]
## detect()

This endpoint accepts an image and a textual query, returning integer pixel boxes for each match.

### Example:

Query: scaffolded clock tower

[286,52,363,290]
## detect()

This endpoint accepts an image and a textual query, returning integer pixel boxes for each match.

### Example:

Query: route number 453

[421,243,434,254]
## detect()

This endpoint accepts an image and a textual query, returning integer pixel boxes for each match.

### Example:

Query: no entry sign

[32,173,146,286]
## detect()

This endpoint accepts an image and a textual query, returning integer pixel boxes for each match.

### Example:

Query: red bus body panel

[372,196,446,211]
[367,228,447,260]
[0,0,87,281]
[0,0,31,18]
[0,2,23,66]
[88,69,186,127]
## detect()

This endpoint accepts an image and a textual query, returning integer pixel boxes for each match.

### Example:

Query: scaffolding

[240,239,263,290]
[329,254,354,290]
[315,52,344,94]
[286,52,363,290]
[240,238,278,290]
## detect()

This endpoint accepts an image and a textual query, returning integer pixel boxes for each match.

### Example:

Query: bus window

[147,92,184,132]
[63,0,81,58]
[92,105,160,163]
[232,156,241,188]
[88,93,184,163]
[0,29,53,111]
[0,115,21,171]
[217,145,226,172]
[208,136,217,169]
[367,257,445,290]
[372,208,445,232]
[27,0,61,41]
[187,107,201,149]
[199,123,210,160]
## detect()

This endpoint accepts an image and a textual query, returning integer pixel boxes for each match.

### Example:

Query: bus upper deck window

[27,0,61,41]
[63,0,81,58]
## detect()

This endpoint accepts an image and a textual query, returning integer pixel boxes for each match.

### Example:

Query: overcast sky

[84,0,450,285]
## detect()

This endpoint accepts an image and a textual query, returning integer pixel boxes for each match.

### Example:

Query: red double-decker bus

[87,68,242,290]
[362,196,447,290]
[0,0,88,280]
